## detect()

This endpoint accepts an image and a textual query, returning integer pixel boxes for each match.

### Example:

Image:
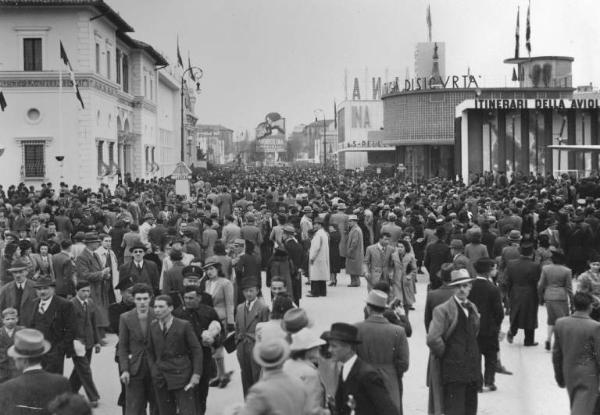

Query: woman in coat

[345,216,364,287]
[391,239,417,315]
[203,261,235,388]
[308,218,330,297]
[538,251,573,350]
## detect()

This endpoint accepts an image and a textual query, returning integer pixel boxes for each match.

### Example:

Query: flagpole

[58,48,64,180]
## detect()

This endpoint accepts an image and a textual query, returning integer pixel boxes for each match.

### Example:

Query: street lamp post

[314,109,326,170]
[180,66,203,163]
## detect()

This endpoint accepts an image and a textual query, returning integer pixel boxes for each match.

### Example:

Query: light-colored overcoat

[309,228,330,281]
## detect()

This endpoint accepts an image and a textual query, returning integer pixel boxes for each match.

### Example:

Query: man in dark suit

[119,243,160,295]
[52,240,76,298]
[0,329,71,415]
[148,294,203,415]
[0,258,38,327]
[469,258,504,391]
[173,287,221,415]
[424,263,456,332]
[283,225,304,306]
[506,242,541,346]
[323,322,399,415]
[118,283,156,415]
[69,281,101,406]
[28,277,75,374]
[424,227,452,290]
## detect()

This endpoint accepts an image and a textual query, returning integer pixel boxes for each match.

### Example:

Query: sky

[112,0,600,138]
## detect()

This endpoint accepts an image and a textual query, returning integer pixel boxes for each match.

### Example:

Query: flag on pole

[526,1,531,56]
[177,36,183,67]
[188,52,196,82]
[514,6,520,59]
[0,91,6,111]
[426,4,432,42]
[59,41,84,109]
[333,100,337,129]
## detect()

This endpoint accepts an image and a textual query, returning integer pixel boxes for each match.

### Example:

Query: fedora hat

[253,338,290,368]
[129,242,147,253]
[348,214,359,222]
[322,322,361,344]
[290,328,326,352]
[281,308,313,334]
[282,224,296,234]
[8,329,51,359]
[447,268,474,286]
[201,261,220,270]
[143,212,155,220]
[8,258,31,273]
[313,216,324,224]
[239,277,259,290]
[508,230,522,242]
[83,232,101,243]
[365,290,388,309]
[302,206,313,213]
[33,276,56,288]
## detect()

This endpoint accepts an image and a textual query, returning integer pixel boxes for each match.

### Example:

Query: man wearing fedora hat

[28,276,76,375]
[324,322,399,415]
[0,258,37,326]
[300,206,313,243]
[119,242,160,295]
[308,217,330,296]
[426,269,480,415]
[329,203,349,261]
[75,232,112,335]
[235,277,269,396]
[0,329,71,415]
[345,215,364,288]
[283,224,304,306]
[355,290,409,414]
[505,241,541,346]
[234,338,310,414]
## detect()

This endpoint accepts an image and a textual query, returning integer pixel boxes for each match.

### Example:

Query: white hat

[290,328,326,352]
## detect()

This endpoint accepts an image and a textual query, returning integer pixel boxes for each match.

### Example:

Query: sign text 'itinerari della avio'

[474,99,600,110]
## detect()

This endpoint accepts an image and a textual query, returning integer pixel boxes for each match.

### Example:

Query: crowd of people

[0,167,599,414]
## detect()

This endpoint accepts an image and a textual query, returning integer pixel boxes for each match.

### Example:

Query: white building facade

[0,0,187,189]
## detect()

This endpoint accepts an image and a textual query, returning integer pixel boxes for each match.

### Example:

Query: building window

[150,77,153,100]
[95,43,100,73]
[122,55,129,93]
[106,50,111,80]
[145,146,149,171]
[144,75,147,97]
[116,49,121,84]
[151,146,155,164]
[22,141,45,178]
[97,140,104,175]
[23,38,42,71]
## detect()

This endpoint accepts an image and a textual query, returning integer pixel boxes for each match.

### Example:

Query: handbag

[222,332,238,353]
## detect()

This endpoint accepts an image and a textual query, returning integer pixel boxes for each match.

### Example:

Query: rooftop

[0,0,134,32]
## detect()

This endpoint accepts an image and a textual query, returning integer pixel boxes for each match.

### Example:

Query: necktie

[39,301,46,314]
[162,323,168,337]
[83,301,87,313]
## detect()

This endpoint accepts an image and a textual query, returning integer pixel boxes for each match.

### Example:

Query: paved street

[81,272,570,415]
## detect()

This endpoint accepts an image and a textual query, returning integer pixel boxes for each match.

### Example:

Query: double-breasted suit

[118,308,156,414]
[235,299,269,396]
[148,317,203,415]
[506,255,541,342]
